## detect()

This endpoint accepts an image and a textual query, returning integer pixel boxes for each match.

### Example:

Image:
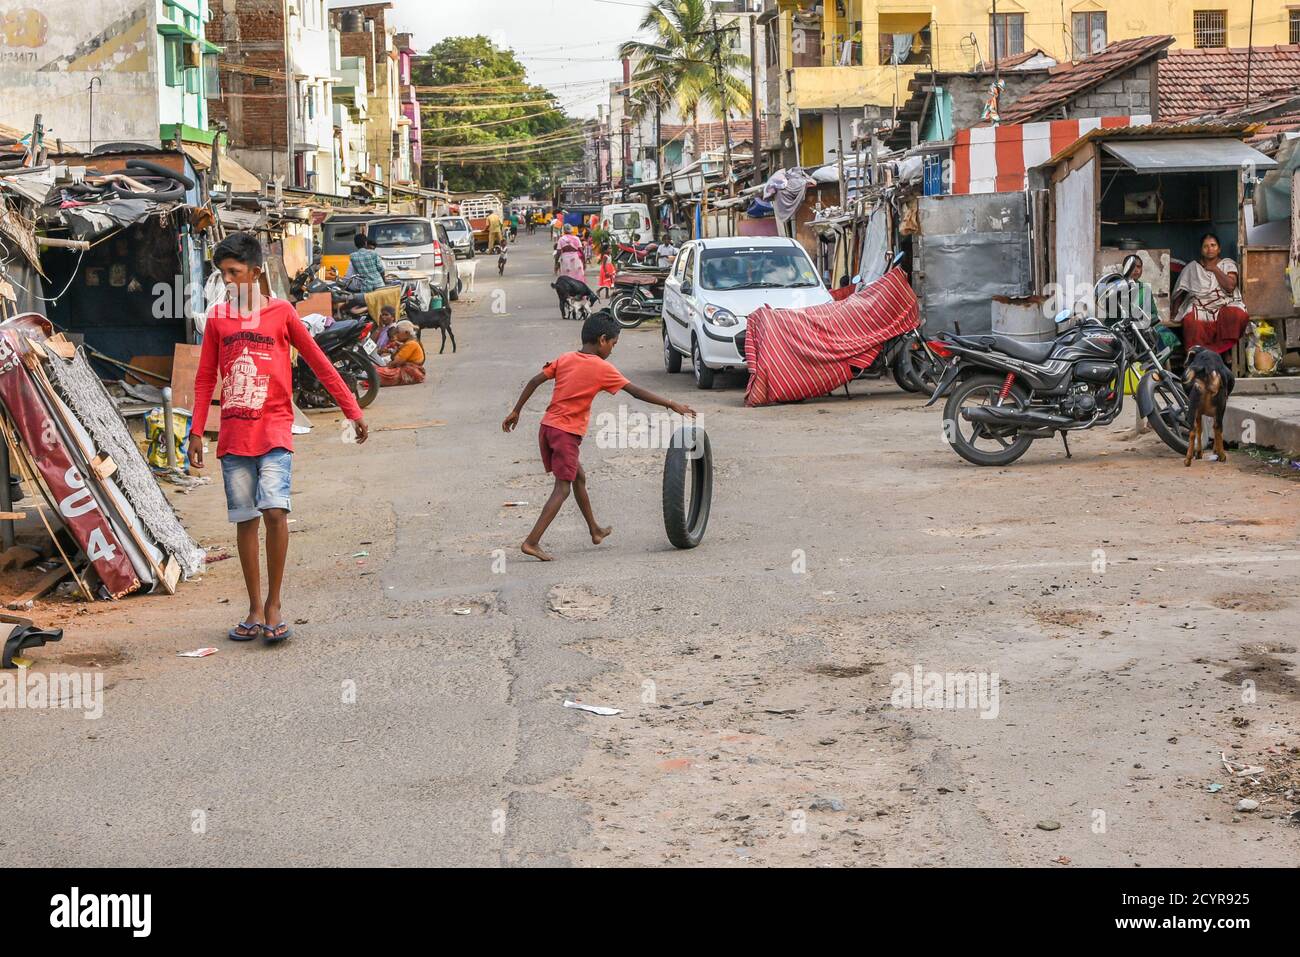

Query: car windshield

[369,221,432,247]
[440,219,471,239]
[699,247,821,291]
[611,211,640,230]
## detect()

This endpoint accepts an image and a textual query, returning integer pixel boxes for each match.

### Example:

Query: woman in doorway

[1172,233,1251,354]
[554,224,586,281]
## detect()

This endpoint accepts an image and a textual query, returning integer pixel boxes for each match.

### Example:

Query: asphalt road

[2,235,1297,867]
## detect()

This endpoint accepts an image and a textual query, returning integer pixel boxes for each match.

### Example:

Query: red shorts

[539,424,582,481]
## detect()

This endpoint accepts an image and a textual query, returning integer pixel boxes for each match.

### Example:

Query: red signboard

[0,319,140,598]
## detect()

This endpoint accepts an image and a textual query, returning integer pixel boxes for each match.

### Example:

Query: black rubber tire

[449,276,459,301]
[900,339,946,394]
[1144,372,1199,456]
[663,425,712,549]
[892,346,922,392]
[610,291,645,329]
[692,338,715,390]
[125,158,195,190]
[336,347,380,409]
[942,374,1036,467]
[663,325,682,373]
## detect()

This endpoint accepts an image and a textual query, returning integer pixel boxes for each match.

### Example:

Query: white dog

[456,258,478,294]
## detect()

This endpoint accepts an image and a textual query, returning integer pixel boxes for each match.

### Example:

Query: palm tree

[619,0,751,170]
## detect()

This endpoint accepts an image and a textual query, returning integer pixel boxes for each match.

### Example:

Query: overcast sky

[380,0,649,119]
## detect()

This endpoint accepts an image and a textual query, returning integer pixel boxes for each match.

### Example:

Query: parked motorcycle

[612,241,660,267]
[293,317,380,412]
[926,264,1194,466]
[608,267,667,329]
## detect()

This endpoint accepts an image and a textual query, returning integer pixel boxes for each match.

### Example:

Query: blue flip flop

[228,622,262,641]
[263,622,293,644]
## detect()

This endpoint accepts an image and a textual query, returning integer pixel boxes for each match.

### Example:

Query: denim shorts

[220,449,292,523]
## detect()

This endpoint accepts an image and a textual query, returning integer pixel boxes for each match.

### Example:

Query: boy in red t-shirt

[189,232,369,642]
[502,312,693,561]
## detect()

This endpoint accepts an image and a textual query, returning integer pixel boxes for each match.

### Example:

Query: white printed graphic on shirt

[222,347,270,414]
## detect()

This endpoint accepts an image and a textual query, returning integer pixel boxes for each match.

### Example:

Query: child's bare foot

[521,541,554,561]
[590,525,613,545]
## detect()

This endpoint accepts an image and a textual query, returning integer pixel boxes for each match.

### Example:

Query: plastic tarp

[744,268,920,406]
[1254,134,1299,225]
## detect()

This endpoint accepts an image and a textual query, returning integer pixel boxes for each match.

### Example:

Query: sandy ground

[1,235,1297,867]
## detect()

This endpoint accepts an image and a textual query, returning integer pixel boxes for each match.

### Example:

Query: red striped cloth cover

[744,268,920,407]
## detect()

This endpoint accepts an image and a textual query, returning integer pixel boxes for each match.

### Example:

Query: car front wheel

[692,338,715,390]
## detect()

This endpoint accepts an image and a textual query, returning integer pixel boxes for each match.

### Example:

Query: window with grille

[1291,10,1300,45]
[1072,12,1107,58]
[1193,10,1227,48]
[990,13,1025,58]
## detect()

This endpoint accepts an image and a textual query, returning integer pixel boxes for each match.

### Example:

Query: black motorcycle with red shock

[926,264,1195,466]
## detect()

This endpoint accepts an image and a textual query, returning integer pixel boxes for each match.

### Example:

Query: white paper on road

[563,700,622,716]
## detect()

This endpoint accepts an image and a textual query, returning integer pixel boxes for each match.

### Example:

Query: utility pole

[749,10,761,187]
[710,13,735,197]
[87,76,101,153]
[1245,0,1256,109]
[991,0,1001,87]
[835,103,846,209]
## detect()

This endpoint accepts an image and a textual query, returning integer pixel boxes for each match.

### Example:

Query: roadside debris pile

[0,315,203,608]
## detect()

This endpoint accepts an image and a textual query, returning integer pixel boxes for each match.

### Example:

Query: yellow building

[762,0,1297,166]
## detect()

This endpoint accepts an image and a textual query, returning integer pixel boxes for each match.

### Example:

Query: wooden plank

[0,511,27,521]
[6,563,71,610]
[295,292,333,319]
[91,453,117,481]
[169,343,203,415]
[126,355,174,388]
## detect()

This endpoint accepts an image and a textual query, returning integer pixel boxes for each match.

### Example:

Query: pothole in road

[548,585,611,621]
[1220,654,1300,700]
[1212,592,1290,613]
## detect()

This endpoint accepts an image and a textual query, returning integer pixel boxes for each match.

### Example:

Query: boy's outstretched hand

[502,410,520,432]
[668,401,697,417]
[188,443,204,471]
[352,417,369,444]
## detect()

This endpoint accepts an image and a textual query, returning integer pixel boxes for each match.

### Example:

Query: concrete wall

[0,0,161,149]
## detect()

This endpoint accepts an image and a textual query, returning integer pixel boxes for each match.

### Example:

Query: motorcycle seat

[949,333,1056,364]
[316,319,362,344]
[615,273,662,286]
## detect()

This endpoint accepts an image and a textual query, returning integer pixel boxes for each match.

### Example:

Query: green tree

[618,0,752,161]
[415,36,582,197]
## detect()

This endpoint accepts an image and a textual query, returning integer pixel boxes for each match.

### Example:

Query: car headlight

[704,304,739,327]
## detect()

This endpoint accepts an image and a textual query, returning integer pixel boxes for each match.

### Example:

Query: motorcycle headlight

[704,304,739,327]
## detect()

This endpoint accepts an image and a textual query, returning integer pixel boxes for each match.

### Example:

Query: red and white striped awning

[951,115,1152,194]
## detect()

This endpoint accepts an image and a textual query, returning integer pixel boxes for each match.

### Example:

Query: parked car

[601,202,653,245]
[366,216,460,302]
[662,237,832,389]
[436,215,476,260]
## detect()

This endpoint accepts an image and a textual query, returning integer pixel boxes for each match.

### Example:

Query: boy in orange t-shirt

[502,312,694,561]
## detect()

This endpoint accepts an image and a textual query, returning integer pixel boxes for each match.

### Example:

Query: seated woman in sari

[1172,233,1250,354]
[376,320,426,386]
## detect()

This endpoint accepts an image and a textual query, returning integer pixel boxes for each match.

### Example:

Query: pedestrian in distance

[501,311,695,561]
[189,232,369,643]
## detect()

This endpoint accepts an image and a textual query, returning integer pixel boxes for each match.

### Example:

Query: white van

[601,203,653,244]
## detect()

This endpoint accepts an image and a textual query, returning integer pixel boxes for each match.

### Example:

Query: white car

[662,237,832,389]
